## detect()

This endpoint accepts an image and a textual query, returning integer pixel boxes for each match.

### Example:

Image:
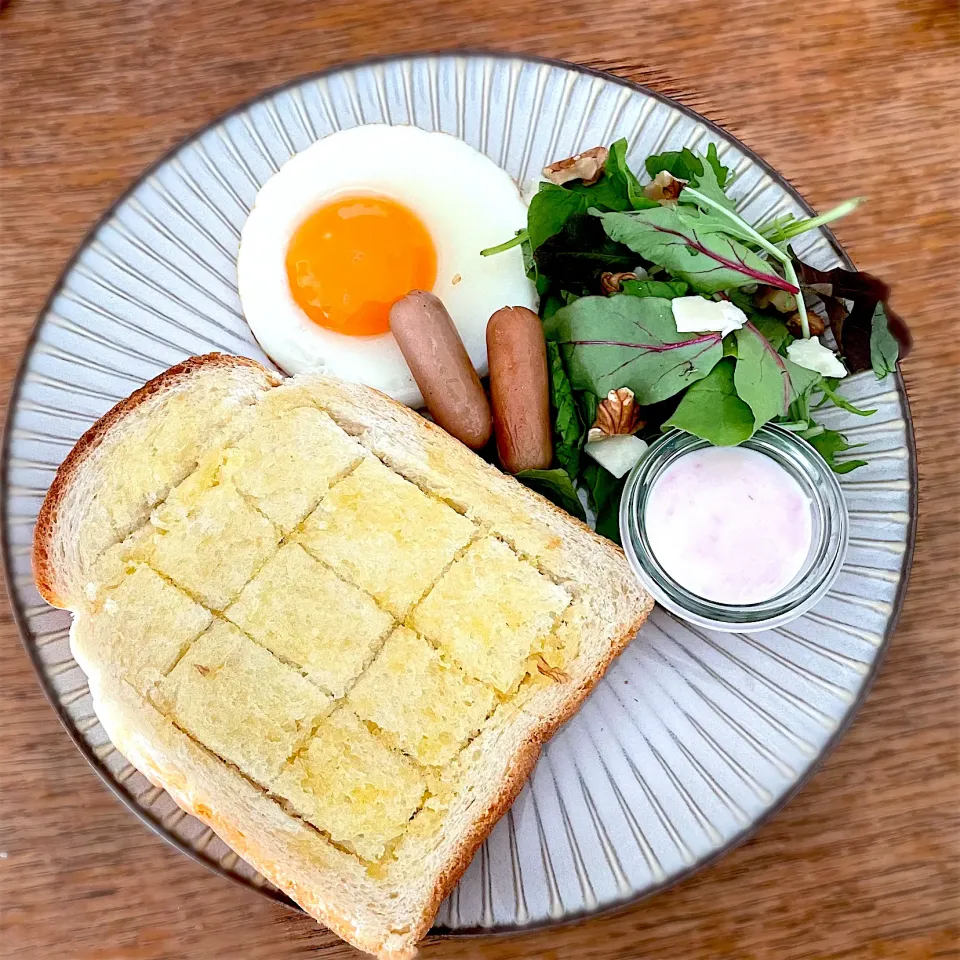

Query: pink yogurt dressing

[644,446,813,605]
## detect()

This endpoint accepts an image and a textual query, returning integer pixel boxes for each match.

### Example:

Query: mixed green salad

[483,139,910,544]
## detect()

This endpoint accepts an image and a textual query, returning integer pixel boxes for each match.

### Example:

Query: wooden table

[2,2,958,958]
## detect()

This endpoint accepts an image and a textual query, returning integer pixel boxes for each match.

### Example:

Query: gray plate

[2,52,916,934]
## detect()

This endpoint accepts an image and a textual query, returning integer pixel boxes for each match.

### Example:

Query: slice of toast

[34,353,652,958]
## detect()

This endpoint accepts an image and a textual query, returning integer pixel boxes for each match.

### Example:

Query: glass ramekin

[619,426,849,632]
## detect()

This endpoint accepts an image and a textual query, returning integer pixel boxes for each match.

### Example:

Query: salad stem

[781,258,809,339]
[759,197,865,243]
[480,230,528,257]
[682,186,811,338]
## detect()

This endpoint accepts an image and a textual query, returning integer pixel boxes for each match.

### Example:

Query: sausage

[486,306,553,473]
[389,291,492,450]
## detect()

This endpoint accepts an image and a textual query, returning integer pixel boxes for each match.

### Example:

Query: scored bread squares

[34,354,652,960]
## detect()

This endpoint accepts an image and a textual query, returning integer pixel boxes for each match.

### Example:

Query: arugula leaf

[597,206,797,295]
[663,358,755,446]
[580,462,624,545]
[621,278,689,299]
[678,145,735,212]
[703,143,730,188]
[870,302,899,378]
[533,213,636,288]
[567,138,656,212]
[544,295,723,403]
[528,183,590,251]
[814,378,876,417]
[546,342,582,478]
[516,468,586,520]
[807,429,868,474]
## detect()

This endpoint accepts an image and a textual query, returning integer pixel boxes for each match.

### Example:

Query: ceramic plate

[2,52,916,934]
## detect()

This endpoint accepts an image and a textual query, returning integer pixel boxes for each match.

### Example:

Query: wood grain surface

[1,1,958,958]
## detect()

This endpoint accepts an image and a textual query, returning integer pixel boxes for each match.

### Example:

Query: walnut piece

[786,310,826,338]
[643,170,686,203]
[600,271,637,295]
[754,286,796,313]
[587,387,645,442]
[543,146,608,186]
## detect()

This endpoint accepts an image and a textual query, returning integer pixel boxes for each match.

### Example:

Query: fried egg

[237,124,536,406]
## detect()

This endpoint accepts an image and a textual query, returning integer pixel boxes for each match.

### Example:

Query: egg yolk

[285,195,437,336]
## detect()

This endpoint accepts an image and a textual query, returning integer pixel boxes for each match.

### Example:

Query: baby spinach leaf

[580,462,624,545]
[516,468,586,521]
[520,236,535,278]
[807,429,867,474]
[609,138,660,211]
[581,461,617,512]
[578,390,599,433]
[568,138,656,212]
[621,278,689,299]
[733,322,820,431]
[594,482,625,543]
[597,207,797,295]
[544,295,723,404]
[528,183,590,251]
[534,213,635,287]
[646,143,730,188]
[645,147,700,184]
[734,323,793,427]
[787,380,814,428]
[784,354,823,400]
[750,313,791,352]
[540,292,567,322]
[546,342,582,478]
[870,302,900,378]
[663,358,755,446]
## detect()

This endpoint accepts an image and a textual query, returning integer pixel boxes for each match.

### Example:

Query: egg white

[237,124,537,407]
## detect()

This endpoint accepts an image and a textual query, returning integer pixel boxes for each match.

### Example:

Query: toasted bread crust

[32,354,279,608]
[402,590,651,946]
[33,355,652,959]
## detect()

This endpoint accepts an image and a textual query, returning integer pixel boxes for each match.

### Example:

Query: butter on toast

[34,354,652,959]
